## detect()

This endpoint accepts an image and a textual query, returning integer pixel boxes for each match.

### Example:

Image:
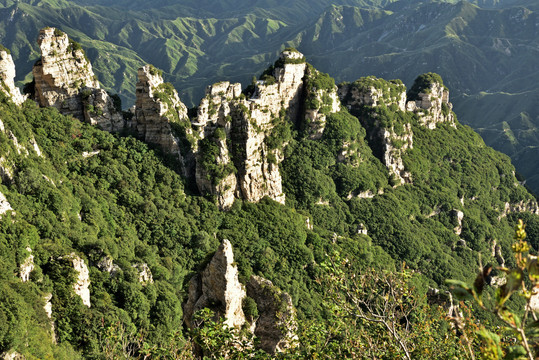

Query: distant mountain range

[1,0,539,191]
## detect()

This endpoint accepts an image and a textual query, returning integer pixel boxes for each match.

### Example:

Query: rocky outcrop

[498,200,539,220]
[32,27,123,131]
[338,74,457,186]
[381,124,413,185]
[20,247,34,282]
[183,239,246,329]
[2,351,25,360]
[132,263,153,285]
[451,209,464,236]
[0,48,26,105]
[184,240,297,354]
[43,293,56,344]
[134,65,190,164]
[186,50,307,208]
[406,80,456,129]
[304,66,341,139]
[246,276,297,354]
[97,255,121,276]
[0,191,13,216]
[60,253,91,307]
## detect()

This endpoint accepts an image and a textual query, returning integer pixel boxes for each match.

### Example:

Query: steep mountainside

[1,28,539,357]
[1,0,538,196]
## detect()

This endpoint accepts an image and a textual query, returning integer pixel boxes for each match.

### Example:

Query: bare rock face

[20,247,34,282]
[406,78,456,129]
[451,209,464,236]
[0,191,13,216]
[0,48,26,105]
[498,200,539,220]
[188,50,307,208]
[60,253,91,307]
[246,276,297,354]
[97,255,121,276]
[132,263,153,285]
[135,65,190,164]
[183,239,246,329]
[32,27,123,131]
[338,78,413,186]
[2,351,25,360]
[304,66,341,139]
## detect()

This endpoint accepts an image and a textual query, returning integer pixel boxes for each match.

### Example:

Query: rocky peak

[338,77,413,186]
[246,275,297,353]
[184,240,297,354]
[0,48,26,105]
[406,73,456,129]
[183,239,246,329]
[32,27,123,131]
[189,50,309,209]
[135,64,189,162]
[304,66,341,139]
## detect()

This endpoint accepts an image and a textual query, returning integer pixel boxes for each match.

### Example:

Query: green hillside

[1,0,538,196]
[1,39,539,355]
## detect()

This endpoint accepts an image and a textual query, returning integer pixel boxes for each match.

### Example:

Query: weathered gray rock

[246,275,298,354]
[304,67,341,139]
[20,247,34,282]
[97,255,121,276]
[189,50,307,208]
[135,65,190,165]
[0,49,26,105]
[406,81,456,129]
[132,263,153,285]
[32,27,123,131]
[451,209,464,236]
[60,253,91,307]
[183,239,246,329]
[0,191,13,217]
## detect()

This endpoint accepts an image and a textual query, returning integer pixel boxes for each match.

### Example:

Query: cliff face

[0,49,25,105]
[134,65,190,163]
[339,75,456,186]
[183,239,246,329]
[32,28,123,131]
[185,50,307,209]
[184,240,297,353]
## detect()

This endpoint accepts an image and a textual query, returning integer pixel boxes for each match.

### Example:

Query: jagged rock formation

[185,50,307,208]
[60,253,91,307]
[0,191,13,216]
[43,293,56,344]
[32,27,123,131]
[20,247,34,282]
[304,66,341,139]
[246,276,297,353]
[184,240,297,354]
[451,209,464,236]
[339,74,456,186]
[183,239,246,329]
[134,64,189,163]
[97,255,121,276]
[406,80,456,129]
[132,263,153,285]
[498,200,539,220]
[1,351,25,360]
[0,48,25,105]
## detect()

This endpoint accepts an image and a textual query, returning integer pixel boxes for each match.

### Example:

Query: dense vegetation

[1,41,539,358]
[2,0,538,196]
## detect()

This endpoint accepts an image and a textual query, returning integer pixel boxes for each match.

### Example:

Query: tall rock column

[32,27,123,131]
[135,65,191,167]
[0,47,26,105]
